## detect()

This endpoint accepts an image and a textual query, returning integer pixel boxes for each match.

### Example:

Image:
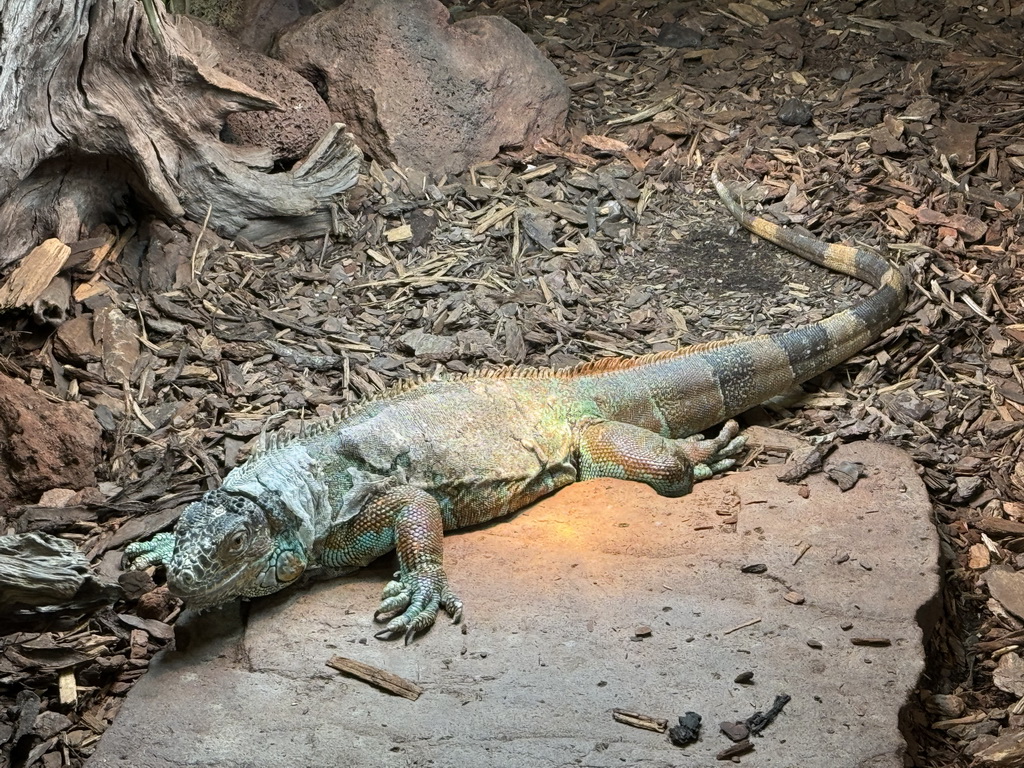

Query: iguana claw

[123,532,176,570]
[373,566,463,643]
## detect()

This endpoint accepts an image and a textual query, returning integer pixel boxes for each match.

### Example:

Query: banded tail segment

[561,171,907,438]
[710,169,907,380]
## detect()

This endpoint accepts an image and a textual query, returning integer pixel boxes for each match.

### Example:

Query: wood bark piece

[326,655,423,700]
[0,0,362,269]
[976,517,1024,537]
[972,728,1024,767]
[58,670,78,706]
[0,532,120,631]
[611,709,668,732]
[0,239,71,309]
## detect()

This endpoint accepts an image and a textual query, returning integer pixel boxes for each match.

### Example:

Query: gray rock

[33,711,73,740]
[397,329,458,362]
[986,565,1024,622]
[656,23,704,49]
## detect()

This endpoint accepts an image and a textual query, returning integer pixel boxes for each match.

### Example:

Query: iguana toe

[680,420,745,467]
[720,435,747,457]
[374,591,412,620]
[709,458,737,473]
[380,573,406,600]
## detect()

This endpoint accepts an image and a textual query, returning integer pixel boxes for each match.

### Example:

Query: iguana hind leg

[363,486,462,644]
[575,418,745,497]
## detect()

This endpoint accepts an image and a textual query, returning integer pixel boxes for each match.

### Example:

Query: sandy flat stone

[88,442,937,768]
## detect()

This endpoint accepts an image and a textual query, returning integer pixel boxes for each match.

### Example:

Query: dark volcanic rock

[274,0,569,174]
[195,20,331,164]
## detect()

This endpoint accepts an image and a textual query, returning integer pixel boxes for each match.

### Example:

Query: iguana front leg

[123,532,177,570]
[324,485,462,643]
[575,418,745,496]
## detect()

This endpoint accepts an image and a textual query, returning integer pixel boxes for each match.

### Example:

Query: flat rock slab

[88,441,938,768]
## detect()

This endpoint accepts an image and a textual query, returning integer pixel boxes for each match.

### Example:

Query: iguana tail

[709,169,907,375]
[560,170,907,437]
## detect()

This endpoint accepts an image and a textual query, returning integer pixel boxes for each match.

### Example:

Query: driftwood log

[0,0,361,270]
[0,533,120,631]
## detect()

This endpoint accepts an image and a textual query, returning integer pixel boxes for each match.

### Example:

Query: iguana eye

[226,530,248,554]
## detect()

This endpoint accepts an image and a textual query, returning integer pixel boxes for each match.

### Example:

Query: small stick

[851,637,892,647]
[190,202,213,282]
[723,617,762,635]
[717,739,754,760]
[792,542,812,566]
[612,709,668,733]
[326,655,423,701]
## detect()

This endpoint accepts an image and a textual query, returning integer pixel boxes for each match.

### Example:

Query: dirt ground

[2,1,1024,766]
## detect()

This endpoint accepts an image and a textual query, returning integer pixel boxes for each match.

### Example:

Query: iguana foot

[373,565,463,644]
[683,420,746,481]
[123,532,176,570]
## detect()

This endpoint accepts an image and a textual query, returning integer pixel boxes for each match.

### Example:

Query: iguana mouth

[166,560,262,608]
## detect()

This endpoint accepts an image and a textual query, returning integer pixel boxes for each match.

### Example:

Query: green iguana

[125,170,907,642]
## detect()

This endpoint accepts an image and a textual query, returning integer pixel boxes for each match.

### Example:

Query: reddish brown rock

[53,313,101,365]
[195,21,331,164]
[0,374,102,513]
[274,0,569,175]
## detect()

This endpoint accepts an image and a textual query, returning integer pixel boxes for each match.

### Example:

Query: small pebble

[720,720,750,742]
[741,563,768,574]
[784,591,806,605]
[807,639,823,649]
[634,625,652,638]
[778,97,813,126]
[656,23,703,49]
[734,670,755,685]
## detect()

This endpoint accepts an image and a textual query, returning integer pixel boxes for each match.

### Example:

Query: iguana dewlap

[125,171,907,642]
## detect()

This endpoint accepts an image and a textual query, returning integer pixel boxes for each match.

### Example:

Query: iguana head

[165,490,308,608]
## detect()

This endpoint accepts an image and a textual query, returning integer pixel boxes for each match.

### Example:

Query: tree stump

[0,0,361,270]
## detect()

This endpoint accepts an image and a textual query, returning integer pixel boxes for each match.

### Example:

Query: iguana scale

[125,171,907,642]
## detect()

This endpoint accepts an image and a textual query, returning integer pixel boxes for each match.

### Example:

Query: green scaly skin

[125,171,907,643]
